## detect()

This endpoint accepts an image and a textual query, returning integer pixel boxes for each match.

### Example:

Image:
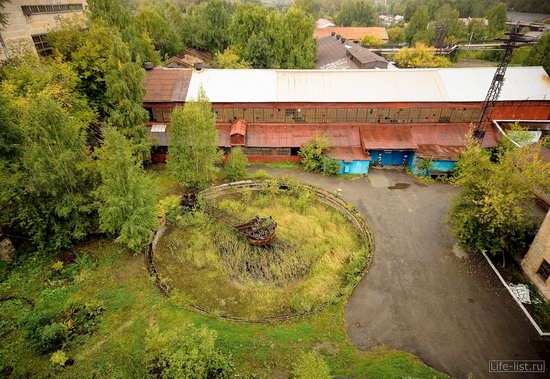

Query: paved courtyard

[261,167,548,378]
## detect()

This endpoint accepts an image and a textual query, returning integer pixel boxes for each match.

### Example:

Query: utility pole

[474,25,528,141]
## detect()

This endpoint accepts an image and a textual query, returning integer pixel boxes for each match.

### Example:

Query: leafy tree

[322,157,341,176]
[292,351,331,379]
[95,127,158,252]
[136,4,183,58]
[242,33,273,69]
[181,0,234,53]
[405,5,430,44]
[524,33,550,74]
[294,0,321,16]
[88,0,132,30]
[224,147,249,181]
[486,2,508,35]
[403,0,419,21]
[299,136,330,173]
[168,89,221,189]
[361,35,385,48]
[335,0,378,26]
[213,48,251,69]
[45,16,87,61]
[468,18,491,41]
[448,134,550,265]
[278,6,317,69]
[229,3,270,51]
[145,323,234,379]
[104,33,150,159]
[430,4,466,46]
[10,96,96,252]
[387,26,406,44]
[394,43,451,68]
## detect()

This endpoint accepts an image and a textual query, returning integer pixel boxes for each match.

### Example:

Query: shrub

[322,157,341,176]
[39,323,68,354]
[415,158,433,176]
[292,351,331,379]
[156,195,181,225]
[50,350,68,366]
[145,323,234,379]
[299,136,330,173]
[251,169,272,180]
[223,147,249,181]
[361,35,385,48]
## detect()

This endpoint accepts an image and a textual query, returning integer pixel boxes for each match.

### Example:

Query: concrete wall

[340,160,370,175]
[0,0,87,59]
[409,155,457,176]
[522,210,550,300]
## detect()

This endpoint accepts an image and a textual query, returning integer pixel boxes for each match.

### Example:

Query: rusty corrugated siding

[360,125,417,149]
[143,68,192,102]
[327,147,371,162]
[314,27,389,41]
[246,124,361,148]
[416,145,465,160]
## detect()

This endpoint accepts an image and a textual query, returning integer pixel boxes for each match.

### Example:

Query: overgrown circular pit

[150,179,374,321]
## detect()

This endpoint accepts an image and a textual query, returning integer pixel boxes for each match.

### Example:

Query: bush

[223,147,249,181]
[299,136,330,173]
[39,323,68,354]
[156,195,181,225]
[322,157,341,176]
[145,323,234,379]
[394,43,451,68]
[361,35,385,48]
[292,351,331,379]
[251,169,272,180]
[50,350,68,366]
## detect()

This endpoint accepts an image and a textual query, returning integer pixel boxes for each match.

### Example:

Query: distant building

[314,27,389,44]
[165,48,213,69]
[316,35,391,70]
[0,1,87,60]
[143,67,550,176]
[506,11,550,41]
[315,18,335,29]
[378,14,404,27]
[460,17,488,27]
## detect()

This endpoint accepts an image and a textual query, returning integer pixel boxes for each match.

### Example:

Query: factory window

[22,4,84,16]
[537,260,550,282]
[32,34,52,56]
[366,108,377,122]
[285,108,305,122]
[305,108,316,123]
[254,108,274,122]
[243,108,254,122]
[275,148,291,155]
[275,108,285,122]
[335,109,347,122]
[326,108,338,122]
[212,107,222,121]
[356,108,368,122]
[346,108,357,123]
[439,108,452,123]
[315,108,326,122]
[151,108,172,122]
[377,108,390,122]
[243,147,273,155]
[290,147,300,156]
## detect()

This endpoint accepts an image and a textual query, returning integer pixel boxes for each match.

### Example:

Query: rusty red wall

[245,155,301,163]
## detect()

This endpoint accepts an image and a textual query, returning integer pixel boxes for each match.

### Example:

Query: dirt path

[259,167,549,379]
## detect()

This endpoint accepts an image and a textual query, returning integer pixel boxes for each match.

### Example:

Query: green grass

[0,170,449,378]
[252,162,302,169]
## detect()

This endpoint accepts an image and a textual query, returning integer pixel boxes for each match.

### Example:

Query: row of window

[149,106,483,124]
[22,4,84,16]
[241,147,299,156]
[215,107,482,124]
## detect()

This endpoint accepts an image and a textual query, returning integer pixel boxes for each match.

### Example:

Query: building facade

[522,210,550,300]
[143,67,550,173]
[0,0,87,60]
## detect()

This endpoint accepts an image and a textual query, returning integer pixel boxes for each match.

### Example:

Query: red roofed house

[143,66,550,174]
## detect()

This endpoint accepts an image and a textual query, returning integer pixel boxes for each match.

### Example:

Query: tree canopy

[335,0,378,27]
[393,43,451,68]
[167,89,221,190]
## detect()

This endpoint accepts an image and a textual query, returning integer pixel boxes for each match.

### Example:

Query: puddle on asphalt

[388,183,410,190]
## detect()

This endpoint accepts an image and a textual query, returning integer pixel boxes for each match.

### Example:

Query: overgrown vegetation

[292,350,331,379]
[154,179,372,318]
[0,235,446,378]
[394,43,451,68]
[448,133,550,265]
[223,147,249,181]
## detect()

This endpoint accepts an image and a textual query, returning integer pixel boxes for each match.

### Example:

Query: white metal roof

[185,67,550,103]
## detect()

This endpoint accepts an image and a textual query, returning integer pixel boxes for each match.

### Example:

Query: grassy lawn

[0,166,448,378]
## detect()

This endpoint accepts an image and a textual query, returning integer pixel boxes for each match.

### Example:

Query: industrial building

[143,66,550,175]
[0,1,87,60]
